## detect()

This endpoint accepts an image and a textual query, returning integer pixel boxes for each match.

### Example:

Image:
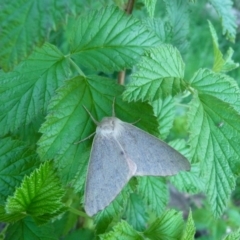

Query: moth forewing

[116,122,190,176]
[84,117,136,216]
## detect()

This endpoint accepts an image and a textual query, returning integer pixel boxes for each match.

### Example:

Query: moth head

[96,117,123,137]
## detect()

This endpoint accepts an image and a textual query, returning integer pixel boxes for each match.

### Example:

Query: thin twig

[125,0,135,14]
[117,0,135,85]
[68,206,91,218]
[117,70,125,85]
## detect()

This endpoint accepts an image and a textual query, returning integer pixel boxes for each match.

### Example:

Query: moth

[81,105,190,216]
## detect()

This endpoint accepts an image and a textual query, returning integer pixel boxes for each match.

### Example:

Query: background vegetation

[0,0,240,239]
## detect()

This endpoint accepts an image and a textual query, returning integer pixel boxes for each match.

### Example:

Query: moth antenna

[112,97,116,117]
[74,132,96,144]
[83,105,99,125]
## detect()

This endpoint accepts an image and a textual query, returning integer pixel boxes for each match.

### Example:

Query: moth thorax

[96,117,123,137]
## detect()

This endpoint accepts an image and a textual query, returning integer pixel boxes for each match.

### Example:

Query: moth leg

[74,132,96,144]
[112,97,116,117]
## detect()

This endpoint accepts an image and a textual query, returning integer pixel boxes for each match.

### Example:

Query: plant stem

[125,0,135,15]
[68,206,90,218]
[117,0,135,85]
[117,69,126,85]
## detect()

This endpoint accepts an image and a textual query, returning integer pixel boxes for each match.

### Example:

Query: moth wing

[117,122,190,176]
[84,134,136,216]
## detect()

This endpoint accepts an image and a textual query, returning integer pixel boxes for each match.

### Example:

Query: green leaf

[191,207,226,240]
[67,149,90,193]
[0,43,69,136]
[5,216,57,240]
[170,163,204,194]
[32,206,67,225]
[52,205,79,237]
[37,75,158,186]
[209,0,237,42]
[209,21,225,73]
[143,0,157,18]
[13,112,45,144]
[124,193,148,231]
[187,68,240,112]
[0,137,40,203]
[168,139,190,160]
[168,139,204,194]
[223,229,240,240]
[99,220,143,240]
[189,94,237,216]
[222,48,240,72]
[181,210,195,240]
[0,205,25,223]
[123,45,185,102]
[137,177,168,216]
[208,21,239,73]
[0,0,76,71]
[69,6,159,73]
[152,96,175,139]
[144,209,185,239]
[164,0,190,53]
[64,228,95,240]
[143,18,169,43]
[186,68,240,216]
[6,161,65,218]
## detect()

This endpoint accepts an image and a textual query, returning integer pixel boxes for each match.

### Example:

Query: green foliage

[100,210,195,240]
[137,177,168,216]
[209,0,237,42]
[143,0,157,18]
[0,0,80,71]
[181,210,195,240]
[69,6,159,72]
[0,137,40,204]
[164,0,190,53]
[123,45,185,101]
[5,216,58,240]
[99,220,143,240]
[152,96,175,139]
[187,68,240,216]
[223,229,240,240]
[0,0,239,239]
[208,21,239,72]
[0,43,69,136]
[144,209,185,239]
[3,161,65,224]
[124,193,148,231]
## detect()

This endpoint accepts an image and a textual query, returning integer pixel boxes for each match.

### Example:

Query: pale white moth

[81,104,190,216]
